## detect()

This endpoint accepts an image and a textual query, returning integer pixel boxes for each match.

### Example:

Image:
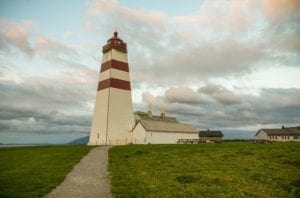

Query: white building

[130,111,199,144]
[255,126,300,142]
[88,32,135,145]
[89,32,199,145]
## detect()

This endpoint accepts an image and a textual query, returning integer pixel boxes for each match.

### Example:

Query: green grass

[0,145,94,198]
[109,142,300,198]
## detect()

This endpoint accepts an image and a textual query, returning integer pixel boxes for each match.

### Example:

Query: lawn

[109,142,300,197]
[0,145,94,197]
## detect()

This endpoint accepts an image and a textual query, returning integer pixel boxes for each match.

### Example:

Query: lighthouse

[88,32,135,145]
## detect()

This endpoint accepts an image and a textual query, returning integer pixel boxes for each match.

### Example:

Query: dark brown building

[199,130,223,143]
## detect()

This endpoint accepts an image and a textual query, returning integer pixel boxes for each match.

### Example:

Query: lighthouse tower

[88,32,135,145]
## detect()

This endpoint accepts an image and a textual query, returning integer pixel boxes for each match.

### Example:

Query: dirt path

[46,146,112,198]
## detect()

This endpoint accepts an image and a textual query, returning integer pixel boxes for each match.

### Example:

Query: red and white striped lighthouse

[89,32,135,145]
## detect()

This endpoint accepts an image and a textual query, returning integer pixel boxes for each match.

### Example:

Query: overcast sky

[0,0,299,143]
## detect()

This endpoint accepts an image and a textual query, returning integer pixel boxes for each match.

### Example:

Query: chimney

[160,108,165,119]
[282,125,285,129]
[147,104,152,118]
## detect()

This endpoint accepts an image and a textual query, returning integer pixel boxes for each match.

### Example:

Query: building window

[97,133,100,139]
[275,136,277,139]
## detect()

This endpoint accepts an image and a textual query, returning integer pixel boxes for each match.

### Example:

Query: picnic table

[176,138,213,144]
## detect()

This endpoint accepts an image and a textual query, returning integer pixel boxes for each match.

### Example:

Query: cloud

[36,36,78,58]
[138,84,300,129]
[213,92,240,105]
[0,18,100,143]
[174,0,258,32]
[198,84,241,105]
[165,87,208,104]
[0,69,97,142]
[86,0,166,30]
[141,91,165,109]
[0,18,82,68]
[0,18,34,56]
[85,0,299,88]
[262,0,300,22]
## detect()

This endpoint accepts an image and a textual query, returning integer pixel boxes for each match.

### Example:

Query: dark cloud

[0,73,96,143]
[140,85,300,130]
[198,84,241,105]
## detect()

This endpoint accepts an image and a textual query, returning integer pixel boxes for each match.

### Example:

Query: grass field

[0,145,94,197]
[109,142,300,197]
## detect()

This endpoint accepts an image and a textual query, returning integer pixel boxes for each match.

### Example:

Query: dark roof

[103,32,127,53]
[199,131,223,137]
[255,126,300,136]
[135,111,179,123]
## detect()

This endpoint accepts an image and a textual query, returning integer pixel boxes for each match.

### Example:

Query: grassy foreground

[0,145,94,197]
[109,142,300,197]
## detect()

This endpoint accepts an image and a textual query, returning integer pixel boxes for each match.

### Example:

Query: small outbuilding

[131,111,199,144]
[255,126,300,142]
[199,130,223,143]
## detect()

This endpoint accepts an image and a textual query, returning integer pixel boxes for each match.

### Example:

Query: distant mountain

[68,136,89,145]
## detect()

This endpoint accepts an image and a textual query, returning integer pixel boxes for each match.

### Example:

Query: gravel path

[46,146,112,198]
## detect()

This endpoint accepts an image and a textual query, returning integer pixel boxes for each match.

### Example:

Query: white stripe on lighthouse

[102,49,128,63]
[99,68,130,82]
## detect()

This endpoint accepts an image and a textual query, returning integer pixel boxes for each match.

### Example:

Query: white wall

[131,123,200,144]
[89,89,109,145]
[131,122,147,144]
[146,131,199,144]
[255,130,268,140]
[107,88,135,138]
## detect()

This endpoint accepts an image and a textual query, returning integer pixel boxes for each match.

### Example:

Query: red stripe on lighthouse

[97,78,131,91]
[101,60,129,73]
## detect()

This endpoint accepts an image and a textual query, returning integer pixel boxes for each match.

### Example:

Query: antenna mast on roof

[148,104,152,118]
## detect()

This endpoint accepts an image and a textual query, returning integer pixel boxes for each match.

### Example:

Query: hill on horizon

[68,136,89,145]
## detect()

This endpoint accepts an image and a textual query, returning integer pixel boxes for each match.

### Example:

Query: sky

[0,0,299,144]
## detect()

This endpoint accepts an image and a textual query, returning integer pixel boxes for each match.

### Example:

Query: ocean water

[222,130,256,140]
